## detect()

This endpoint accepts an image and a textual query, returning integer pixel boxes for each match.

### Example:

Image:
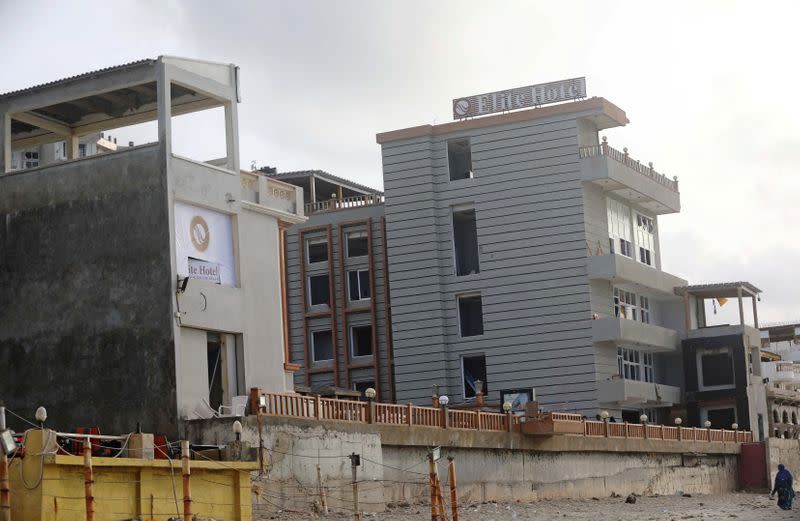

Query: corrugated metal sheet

[0,59,156,100]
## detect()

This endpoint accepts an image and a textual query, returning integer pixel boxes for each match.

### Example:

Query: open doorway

[207,332,240,410]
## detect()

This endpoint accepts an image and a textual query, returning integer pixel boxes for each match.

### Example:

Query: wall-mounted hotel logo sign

[452,77,586,119]
[175,202,236,287]
[190,215,210,252]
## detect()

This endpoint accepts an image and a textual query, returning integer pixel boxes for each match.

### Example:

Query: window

[636,214,655,266]
[453,209,480,276]
[350,325,373,357]
[617,348,653,382]
[613,288,638,321]
[698,347,735,389]
[23,149,39,169]
[78,143,87,157]
[347,232,369,257]
[448,138,473,180]
[640,296,650,324]
[607,198,632,258]
[311,330,334,362]
[307,239,328,264]
[308,274,330,306]
[462,355,487,399]
[348,269,371,301]
[353,381,376,399]
[458,294,484,337]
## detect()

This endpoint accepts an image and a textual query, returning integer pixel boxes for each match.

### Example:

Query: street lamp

[232,420,243,442]
[365,387,377,424]
[438,395,450,407]
[601,410,610,437]
[600,411,610,420]
[364,388,377,400]
[674,417,682,425]
[502,402,513,413]
[731,423,739,431]
[639,414,648,424]
[704,420,712,428]
[35,406,47,429]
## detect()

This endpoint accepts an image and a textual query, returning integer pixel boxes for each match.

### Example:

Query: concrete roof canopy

[0,56,240,170]
[264,169,383,196]
[675,281,762,299]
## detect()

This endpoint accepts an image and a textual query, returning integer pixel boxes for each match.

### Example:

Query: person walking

[770,463,795,510]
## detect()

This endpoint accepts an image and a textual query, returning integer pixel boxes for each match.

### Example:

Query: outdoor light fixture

[639,414,648,423]
[704,420,712,428]
[232,420,243,441]
[35,406,47,428]
[438,395,449,407]
[177,276,190,293]
[674,417,683,426]
[502,401,513,413]
[364,387,377,400]
[600,411,610,420]
[732,423,739,430]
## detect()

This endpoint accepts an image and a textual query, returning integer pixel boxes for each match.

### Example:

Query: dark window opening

[453,209,480,276]
[351,325,373,357]
[639,247,652,266]
[707,407,736,429]
[621,410,641,424]
[308,274,330,306]
[700,350,734,387]
[308,241,328,264]
[448,139,473,180]
[619,238,633,258]
[347,233,369,257]
[463,355,487,399]
[353,381,376,400]
[458,295,484,337]
[312,330,333,362]
[348,269,371,301]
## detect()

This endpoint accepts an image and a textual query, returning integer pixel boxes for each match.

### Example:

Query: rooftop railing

[305,193,384,214]
[579,136,679,192]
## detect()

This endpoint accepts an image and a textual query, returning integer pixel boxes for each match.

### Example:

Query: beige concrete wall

[169,156,292,421]
[187,416,743,515]
[766,438,800,485]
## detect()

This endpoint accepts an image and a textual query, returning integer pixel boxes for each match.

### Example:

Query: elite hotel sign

[452,77,586,119]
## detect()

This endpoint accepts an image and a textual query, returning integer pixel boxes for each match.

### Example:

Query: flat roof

[675,281,762,298]
[265,169,383,196]
[376,96,628,144]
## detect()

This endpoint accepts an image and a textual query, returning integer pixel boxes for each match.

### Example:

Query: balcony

[592,316,680,352]
[587,254,687,298]
[598,377,682,407]
[239,170,305,221]
[579,138,680,214]
[304,193,384,215]
[763,362,800,384]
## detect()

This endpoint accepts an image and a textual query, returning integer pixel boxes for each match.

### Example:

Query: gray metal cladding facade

[284,204,393,400]
[381,113,597,412]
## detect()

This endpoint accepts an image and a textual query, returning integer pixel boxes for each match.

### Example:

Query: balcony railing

[305,193,384,214]
[579,137,678,192]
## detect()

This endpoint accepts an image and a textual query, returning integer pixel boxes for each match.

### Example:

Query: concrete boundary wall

[187,416,743,515]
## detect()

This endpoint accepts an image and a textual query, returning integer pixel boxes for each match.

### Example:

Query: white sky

[1,0,797,323]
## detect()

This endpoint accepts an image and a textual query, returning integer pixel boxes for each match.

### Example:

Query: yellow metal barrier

[9,430,257,521]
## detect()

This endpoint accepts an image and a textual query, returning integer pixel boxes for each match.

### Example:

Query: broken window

[350,325,373,357]
[462,355,487,399]
[448,138,473,180]
[311,330,334,362]
[348,269,371,301]
[699,347,735,388]
[347,231,369,257]
[458,294,484,337]
[307,239,328,264]
[453,209,480,276]
[636,214,655,266]
[308,274,330,307]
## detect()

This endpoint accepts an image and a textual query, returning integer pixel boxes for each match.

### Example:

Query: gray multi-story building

[269,170,395,401]
[375,96,701,421]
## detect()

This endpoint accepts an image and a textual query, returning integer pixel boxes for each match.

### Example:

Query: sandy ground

[260,493,797,520]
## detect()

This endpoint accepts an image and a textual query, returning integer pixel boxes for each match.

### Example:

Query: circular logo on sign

[454,98,471,117]
[190,215,210,252]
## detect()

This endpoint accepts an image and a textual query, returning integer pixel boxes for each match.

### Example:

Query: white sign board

[175,202,236,287]
[453,77,586,119]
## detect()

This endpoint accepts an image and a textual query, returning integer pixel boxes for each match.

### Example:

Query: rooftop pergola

[0,56,241,173]
[675,281,762,330]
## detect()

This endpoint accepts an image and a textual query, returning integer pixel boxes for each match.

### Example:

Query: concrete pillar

[310,175,317,203]
[156,65,172,156]
[66,135,79,160]
[224,101,240,172]
[752,295,759,329]
[737,287,745,326]
[683,291,691,332]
